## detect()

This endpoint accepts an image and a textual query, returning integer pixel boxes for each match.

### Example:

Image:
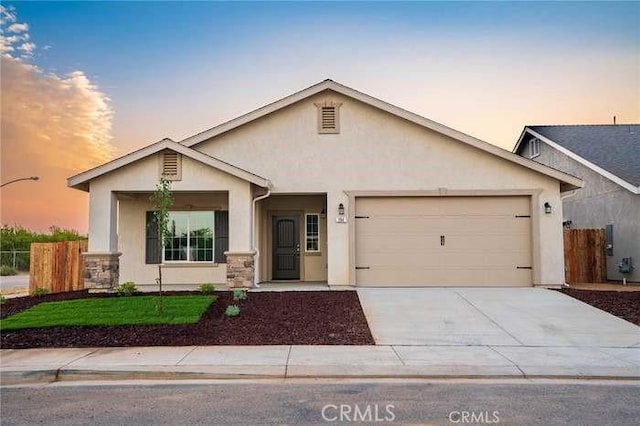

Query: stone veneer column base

[82,252,122,290]
[225,251,255,288]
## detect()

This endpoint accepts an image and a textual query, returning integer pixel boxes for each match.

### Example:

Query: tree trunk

[157,263,164,315]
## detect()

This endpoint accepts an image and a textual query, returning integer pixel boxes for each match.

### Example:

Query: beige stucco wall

[118,192,228,288]
[194,90,566,286]
[88,153,253,287]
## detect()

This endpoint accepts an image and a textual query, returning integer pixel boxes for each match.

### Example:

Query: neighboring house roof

[515,125,640,194]
[68,138,270,191]
[68,80,583,192]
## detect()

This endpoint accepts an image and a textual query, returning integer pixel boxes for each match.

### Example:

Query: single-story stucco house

[68,79,582,290]
[514,124,639,283]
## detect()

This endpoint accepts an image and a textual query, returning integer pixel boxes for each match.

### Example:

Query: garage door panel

[357,267,532,287]
[356,235,440,253]
[357,218,453,235]
[451,252,531,268]
[358,216,525,234]
[359,250,530,268]
[358,251,448,267]
[355,196,532,287]
[445,234,530,251]
[357,197,530,216]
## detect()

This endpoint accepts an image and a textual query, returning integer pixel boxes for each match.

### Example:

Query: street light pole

[0,176,40,188]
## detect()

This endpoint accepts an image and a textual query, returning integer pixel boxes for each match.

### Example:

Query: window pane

[189,211,214,262]
[164,211,214,262]
[306,237,318,251]
[165,212,188,261]
[305,214,319,252]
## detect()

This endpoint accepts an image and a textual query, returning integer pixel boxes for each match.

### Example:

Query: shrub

[0,295,6,305]
[116,282,138,296]
[233,289,248,302]
[224,304,240,317]
[0,265,18,276]
[199,283,215,294]
[31,287,50,297]
[0,225,87,271]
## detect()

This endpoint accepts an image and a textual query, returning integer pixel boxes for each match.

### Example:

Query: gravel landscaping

[3,287,635,350]
[0,290,374,349]
[558,288,640,325]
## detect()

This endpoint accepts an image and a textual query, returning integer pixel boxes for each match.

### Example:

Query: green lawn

[0,296,216,330]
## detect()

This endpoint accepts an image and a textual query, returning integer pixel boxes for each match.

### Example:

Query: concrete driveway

[356,288,640,347]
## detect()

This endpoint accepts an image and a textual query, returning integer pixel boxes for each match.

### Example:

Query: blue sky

[13,1,640,149]
[1,1,639,231]
[19,2,639,73]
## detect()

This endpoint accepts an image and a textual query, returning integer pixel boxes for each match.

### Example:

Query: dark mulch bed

[557,289,640,325]
[0,290,375,349]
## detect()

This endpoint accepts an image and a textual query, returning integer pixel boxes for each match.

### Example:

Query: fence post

[13,251,17,269]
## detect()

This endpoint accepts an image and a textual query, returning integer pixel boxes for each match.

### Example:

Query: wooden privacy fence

[30,240,88,293]
[563,229,606,283]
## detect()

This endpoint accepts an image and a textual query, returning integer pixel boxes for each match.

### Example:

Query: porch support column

[327,190,350,285]
[83,186,121,290]
[226,184,255,288]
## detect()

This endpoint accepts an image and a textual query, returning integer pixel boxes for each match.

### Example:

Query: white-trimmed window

[528,138,540,159]
[305,213,320,252]
[164,211,214,262]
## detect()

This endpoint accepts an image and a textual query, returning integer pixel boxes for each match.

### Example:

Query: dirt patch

[558,289,640,325]
[1,291,374,348]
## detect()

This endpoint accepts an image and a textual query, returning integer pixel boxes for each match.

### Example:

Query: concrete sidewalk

[2,344,639,385]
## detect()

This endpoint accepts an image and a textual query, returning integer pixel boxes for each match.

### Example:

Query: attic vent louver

[321,107,336,130]
[315,100,342,134]
[161,150,182,180]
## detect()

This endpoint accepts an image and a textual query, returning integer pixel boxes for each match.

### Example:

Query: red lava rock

[557,288,640,325]
[1,291,375,348]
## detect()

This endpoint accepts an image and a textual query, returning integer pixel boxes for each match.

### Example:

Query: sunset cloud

[1,6,32,58]
[17,41,35,56]
[7,22,28,33]
[0,5,17,25]
[1,8,116,232]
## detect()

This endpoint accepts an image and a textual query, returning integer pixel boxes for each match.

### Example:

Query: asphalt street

[2,380,639,425]
[0,273,28,292]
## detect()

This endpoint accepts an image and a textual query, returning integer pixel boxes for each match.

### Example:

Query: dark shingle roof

[529,124,640,187]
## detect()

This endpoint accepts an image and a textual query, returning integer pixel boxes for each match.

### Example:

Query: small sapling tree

[150,175,173,314]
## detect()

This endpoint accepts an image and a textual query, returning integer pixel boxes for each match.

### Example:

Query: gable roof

[68,138,270,191]
[180,79,582,191]
[515,125,639,194]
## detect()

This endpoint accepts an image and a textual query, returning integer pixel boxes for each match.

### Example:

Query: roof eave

[67,139,270,191]
[512,127,531,154]
[180,80,336,147]
[181,80,585,189]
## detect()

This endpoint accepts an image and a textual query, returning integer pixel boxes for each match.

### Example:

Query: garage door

[355,196,532,287]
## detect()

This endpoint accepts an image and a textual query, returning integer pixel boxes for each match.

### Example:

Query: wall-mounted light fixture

[320,208,326,219]
[338,203,345,216]
[544,202,552,214]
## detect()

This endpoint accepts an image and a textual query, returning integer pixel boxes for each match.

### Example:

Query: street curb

[3,367,639,386]
[1,369,58,385]
[57,369,284,382]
